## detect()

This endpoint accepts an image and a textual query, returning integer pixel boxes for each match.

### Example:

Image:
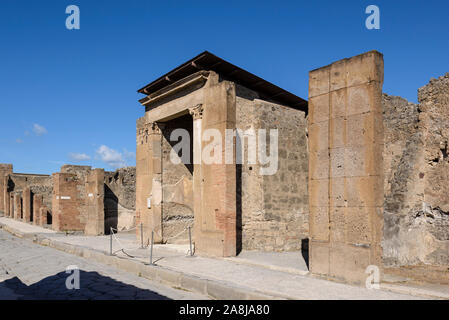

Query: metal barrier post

[109,227,113,256]
[140,223,144,248]
[188,226,193,256]
[149,231,154,265]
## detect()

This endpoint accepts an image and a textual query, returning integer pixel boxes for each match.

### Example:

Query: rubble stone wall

[236,84,309,252]
[104,167,136,231]
[382,73,449,268]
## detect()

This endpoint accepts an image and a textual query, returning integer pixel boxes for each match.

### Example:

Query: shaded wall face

[161,114,194,244]
[236,85,309,252]
[104,167,136,232]
[383,74,449,268]
[308,51,384,284]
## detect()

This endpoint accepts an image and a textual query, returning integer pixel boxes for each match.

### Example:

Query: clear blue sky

[0,0,447,174]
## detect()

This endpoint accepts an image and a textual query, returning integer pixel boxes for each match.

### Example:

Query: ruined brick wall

[104,167,136,231]
[236,84,309,252]
[59,165,90,226]
[52,170,88,232]
[161,115,194,244]
[382,73,449,268]
[4,173,52,222]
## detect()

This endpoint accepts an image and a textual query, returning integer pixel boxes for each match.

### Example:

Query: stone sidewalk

[1,217,447,300]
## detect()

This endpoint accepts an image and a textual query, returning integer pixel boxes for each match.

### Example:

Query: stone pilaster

[33,194,43,226]
[189,104,204,247]
[0,164,13,214]
[308,51,384,284]
[14,193,22,220]
[85,169,105,235]
[22,187,31,223]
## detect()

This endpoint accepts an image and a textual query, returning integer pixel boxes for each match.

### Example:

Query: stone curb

[0,222,282,300]
[380,283,449,300]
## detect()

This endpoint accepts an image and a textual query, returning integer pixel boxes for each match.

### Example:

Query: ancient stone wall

[135,117,159,244]
[236,84,309,252]
[382,94,422,265]
[104,167,136,232]
[308,51,384,284]
[2,170,53,223]
[85,169,105,235]
[52,172,86,231]
[0,164,13,214]
[382,73,449,270]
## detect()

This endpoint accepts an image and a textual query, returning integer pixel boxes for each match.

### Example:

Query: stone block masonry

[236,85,309,252]
[85,169,105,236]
[308,51,384,284]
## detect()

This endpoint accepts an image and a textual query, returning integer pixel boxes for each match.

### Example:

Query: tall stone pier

[0,164,13,215]
[308,51,384,284]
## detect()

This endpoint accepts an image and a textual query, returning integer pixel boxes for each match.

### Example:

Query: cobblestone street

[0,230,207,300]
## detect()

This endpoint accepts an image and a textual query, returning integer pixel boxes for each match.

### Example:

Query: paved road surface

[0,229,208,300]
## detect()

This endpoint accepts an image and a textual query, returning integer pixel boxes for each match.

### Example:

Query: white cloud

[16,138,24,144]
[96,145,126,169]
[33,124,47,136]
[69,152,91,161]
[123,148,136,161]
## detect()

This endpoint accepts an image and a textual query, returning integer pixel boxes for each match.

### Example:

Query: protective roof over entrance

[137,51,307,111]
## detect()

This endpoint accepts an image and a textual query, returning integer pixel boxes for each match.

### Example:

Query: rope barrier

[110,224,139,233]
[161,223,193,241]
[109,223,195,258]
[110,224,143,257]
[111,230,137,252]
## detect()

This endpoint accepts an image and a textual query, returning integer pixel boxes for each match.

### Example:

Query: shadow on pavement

[0,270,171,300]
